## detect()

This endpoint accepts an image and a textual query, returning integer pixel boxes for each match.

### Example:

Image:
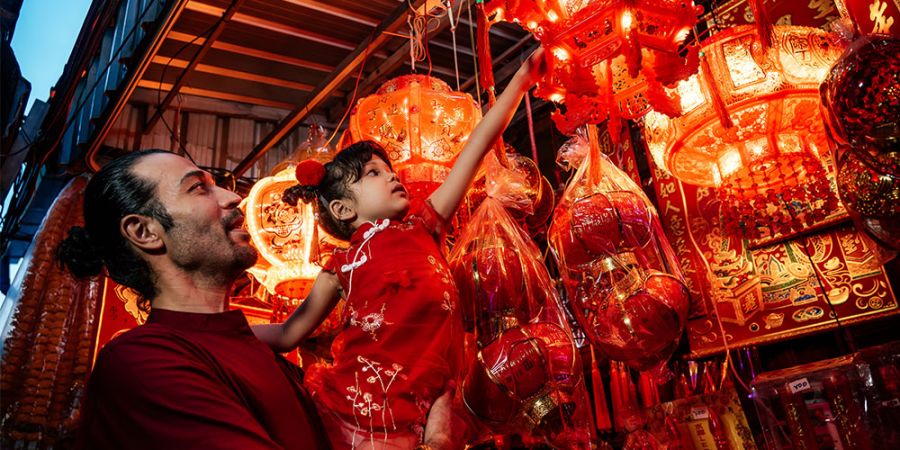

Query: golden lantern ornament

[243,166,321,303]
[344,75,482,199]
[642,25,846,241]
[484,0,702,136]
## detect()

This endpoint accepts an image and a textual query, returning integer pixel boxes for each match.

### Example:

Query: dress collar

[349,218,391,245]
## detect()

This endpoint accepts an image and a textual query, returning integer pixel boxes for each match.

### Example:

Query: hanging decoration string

[466,0,482,106]
[445,0,462,90]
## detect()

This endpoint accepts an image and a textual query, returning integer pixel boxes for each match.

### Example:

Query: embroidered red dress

[306,198,464,448]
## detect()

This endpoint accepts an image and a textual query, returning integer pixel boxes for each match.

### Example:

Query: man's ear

[328,199,356,222]
[121,214,165,252]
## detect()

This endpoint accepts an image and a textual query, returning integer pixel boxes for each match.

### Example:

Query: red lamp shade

[642,25,846,241]
[344,75,482,199]
[484,0,702,135]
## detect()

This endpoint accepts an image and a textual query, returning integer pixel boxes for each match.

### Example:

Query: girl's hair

[57,149,175,311]
[283,140,392,240]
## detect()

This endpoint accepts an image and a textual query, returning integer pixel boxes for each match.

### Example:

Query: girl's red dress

[305,198,464,448]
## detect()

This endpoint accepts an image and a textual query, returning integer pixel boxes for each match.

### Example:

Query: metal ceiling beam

[145,0,248,133]
[167,30,334,72]
[458,17,520,41]
[86,0,192,172]
[147,55,319,91]
[232,0,430,177]
[187,1,359,51]
[281,0,379,27]
[428,37,474,57]
[137,79,296,110]
[354,0,464,100]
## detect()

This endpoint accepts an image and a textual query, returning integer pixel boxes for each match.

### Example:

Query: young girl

[252,50,545,450]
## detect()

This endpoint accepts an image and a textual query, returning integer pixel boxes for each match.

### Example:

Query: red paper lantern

[642,25,845,240]
[243,167,321,301]
[344,75,481,199]
[485,0,702,134]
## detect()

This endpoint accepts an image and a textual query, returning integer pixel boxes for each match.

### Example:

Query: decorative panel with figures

[647,156,897,356]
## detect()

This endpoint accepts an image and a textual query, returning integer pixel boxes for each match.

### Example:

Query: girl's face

[346,155,409,223]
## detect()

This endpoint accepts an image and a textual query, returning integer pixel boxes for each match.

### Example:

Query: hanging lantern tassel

[645,78,682,118]
[749,0,773,50]
[609,361,624,432]
[623,20,643,78]
[605,60,624,144]
[591,346,613,432]
[638,371,658,407]
[699,52,734,129]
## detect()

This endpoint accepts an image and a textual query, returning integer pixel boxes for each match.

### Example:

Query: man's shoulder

[92,323,193,374]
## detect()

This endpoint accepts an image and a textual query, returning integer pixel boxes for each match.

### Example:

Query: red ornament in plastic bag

[463,322,582,444]
[821,35,900,149]
[573,259,689,371]
[834,144,900,250]
[571,191,653,255]
[452,241,529,342]
[450,152,592,448]
[549,130,689,370]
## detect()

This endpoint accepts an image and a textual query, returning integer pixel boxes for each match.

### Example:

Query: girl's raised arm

[251,271,342,353]
[428,48,546,220]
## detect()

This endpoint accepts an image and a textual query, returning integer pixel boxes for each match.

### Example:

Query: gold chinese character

[870,0,896,34]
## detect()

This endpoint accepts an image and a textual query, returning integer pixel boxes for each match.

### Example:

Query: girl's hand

[513,47,548,89]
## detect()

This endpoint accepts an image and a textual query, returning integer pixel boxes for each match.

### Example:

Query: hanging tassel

[610,362,624,432]
[624,25,643,78]
[474,2,509,166]
[591,346,613,432]
[645,78,682,118]
[626,365,639,409]
[749,0,773,50]
[638,371,658,407]
[699,51,733,129]
[665,415,686,450]
[605,60,624,145]
[525,91,539,164]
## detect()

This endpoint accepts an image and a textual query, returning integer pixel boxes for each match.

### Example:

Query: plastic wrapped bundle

[448,153,592,448]
[549,129,690,371]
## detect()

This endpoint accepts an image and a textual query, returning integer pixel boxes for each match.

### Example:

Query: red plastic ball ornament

[571,191,653,255]
[463,323,578,432]
[573,263,690,371]
[821,35,900,150]
[452,243,529,343]
[834,144,900,250]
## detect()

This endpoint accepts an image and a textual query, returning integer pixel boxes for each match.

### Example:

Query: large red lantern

[642,25,846,241]
[243,167,321,302]
[484,0,702,135]
[344,75,481,199]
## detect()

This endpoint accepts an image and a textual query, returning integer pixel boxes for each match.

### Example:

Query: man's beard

[167,213,258,282]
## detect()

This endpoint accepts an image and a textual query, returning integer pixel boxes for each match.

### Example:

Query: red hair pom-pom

[295,159,326,187]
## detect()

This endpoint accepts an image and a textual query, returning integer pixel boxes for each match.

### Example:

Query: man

[59,150,452,449]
